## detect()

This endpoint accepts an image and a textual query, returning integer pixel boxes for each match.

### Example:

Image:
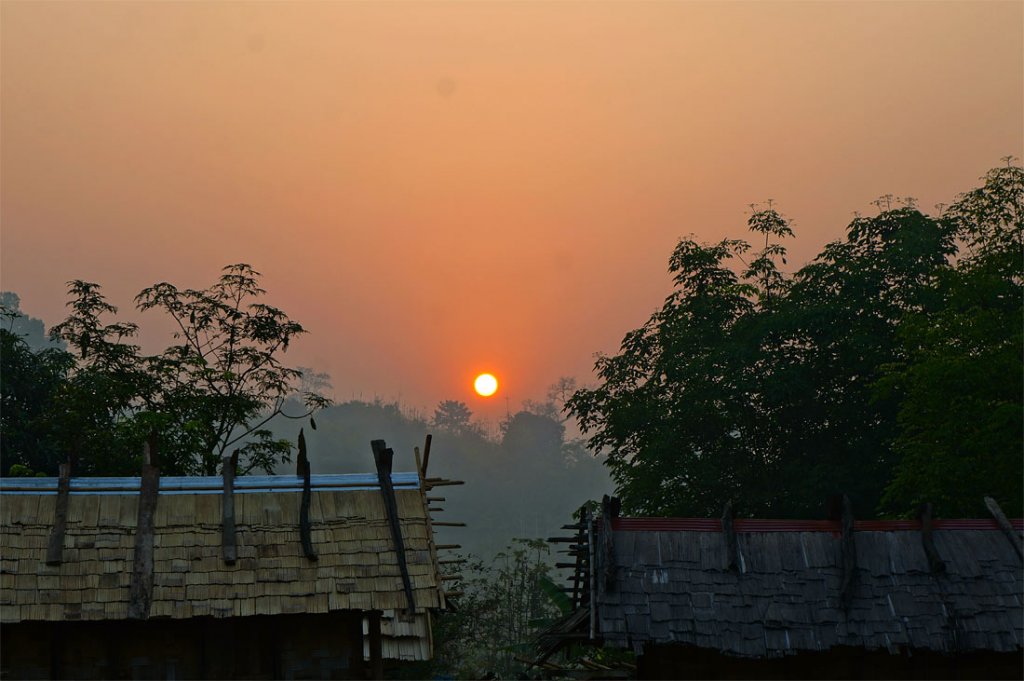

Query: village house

[0,439,459,679]
[539,496,1023,679]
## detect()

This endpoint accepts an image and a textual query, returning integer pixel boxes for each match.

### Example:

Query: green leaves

[2,265,331,478]
[569,163,1023,520]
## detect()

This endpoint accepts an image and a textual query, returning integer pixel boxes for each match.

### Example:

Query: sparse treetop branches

[744,205,794,306]
[132,264,330,475]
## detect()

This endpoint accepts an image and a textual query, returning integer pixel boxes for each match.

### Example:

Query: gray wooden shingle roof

[596,520,1023,658]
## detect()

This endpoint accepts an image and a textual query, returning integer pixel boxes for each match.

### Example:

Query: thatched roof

[0,473,445,661]
[595,517,1024,659]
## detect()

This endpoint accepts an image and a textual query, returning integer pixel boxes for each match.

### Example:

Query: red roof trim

[610,517,1024,533]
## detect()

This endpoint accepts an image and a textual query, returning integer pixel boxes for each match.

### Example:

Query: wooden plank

[371,439,416,614]
[297,430,318,561]
[839,494,857,610]
[222,452,238,565]
[368,610,383,680]
[984,496,1024,560]
[128,462,160,619]
[721,500,738,572]
[916,502,946,573]
[45,463,72,565]
[420,434,432,477]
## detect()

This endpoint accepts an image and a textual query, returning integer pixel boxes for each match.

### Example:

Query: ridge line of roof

[609,517,1024,532]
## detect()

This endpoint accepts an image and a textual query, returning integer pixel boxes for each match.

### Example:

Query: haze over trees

[567,162,1023,520]
[272,394,611,559]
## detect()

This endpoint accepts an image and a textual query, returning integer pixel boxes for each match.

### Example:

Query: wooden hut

[0,440,460,679]
[541,497,1024,679]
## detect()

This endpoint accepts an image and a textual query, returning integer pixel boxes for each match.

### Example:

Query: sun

[473,373,498,397]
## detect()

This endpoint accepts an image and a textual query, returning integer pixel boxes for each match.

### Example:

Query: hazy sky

[2,1,1022,425]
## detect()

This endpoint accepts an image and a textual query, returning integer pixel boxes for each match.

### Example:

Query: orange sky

[2,1,1022,426]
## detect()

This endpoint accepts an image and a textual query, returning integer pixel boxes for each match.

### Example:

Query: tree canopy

[568,163,1023,519]
[1,264,329,477]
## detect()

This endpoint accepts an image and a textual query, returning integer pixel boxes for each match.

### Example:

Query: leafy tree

[2,265,329,477]
[0,324,75,476]
[878,163,1023,517]
[131,264,330,474]
[432,399,479,437]
[424,539,562,679]
[568,165,1018,520]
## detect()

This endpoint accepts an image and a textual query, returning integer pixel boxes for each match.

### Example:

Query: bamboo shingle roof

[595,517,1024,658]
[0,473,445,660]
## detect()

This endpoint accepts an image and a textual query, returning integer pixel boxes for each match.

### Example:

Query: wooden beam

[588,511,596,638]
[367,610,383,680]
[128,457,160,620]
[420,433,432,477]
[45,463,72,566]
[984,496,1023,561]
[721,500,738,572]
[371,439,416,614]
[222,451,238,565]
[600,494,618,590]
[916,502,946,574]
[297,429,318,561]
[423,478,464,487]
[838,494,857,610]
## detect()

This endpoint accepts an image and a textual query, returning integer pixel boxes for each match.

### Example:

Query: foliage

[432,399,481,437]
[427,539,562,680]
[568,164,1022,519]
[131,263,330,474]
[0,326,76,476]
[878,163,1023,516]
[1,265,329,477]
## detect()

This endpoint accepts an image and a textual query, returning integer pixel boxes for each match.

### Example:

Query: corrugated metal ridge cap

[0,472,420,495]
[610,517,1024,532]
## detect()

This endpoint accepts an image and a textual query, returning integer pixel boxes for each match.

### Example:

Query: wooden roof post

[420,433,432,478]
[297,429,318,561]
[45,461,72,566]
[984,496,1023,561]
[367,610,384,680]
[721,500,738,572]
[371,439,416,614]
[587,508,596,640]
[916,502,946,574]
[839,494,857,611]
[600,495,619,590]
[128,435,160,620]
[221,450,239,565]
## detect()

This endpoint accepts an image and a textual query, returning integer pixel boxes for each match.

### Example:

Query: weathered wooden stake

[297,429,318,561]
[916,502,945,574]
[984,496,1023,561]
[839,494,857,610]
[45,462,72,566]
[372,439,416,613]
[721,500,738,572]
[368,610,384,680]
[600,495,619,589]
[420,433,432,477]
[128,439,160,620]
[221,450,239,565]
